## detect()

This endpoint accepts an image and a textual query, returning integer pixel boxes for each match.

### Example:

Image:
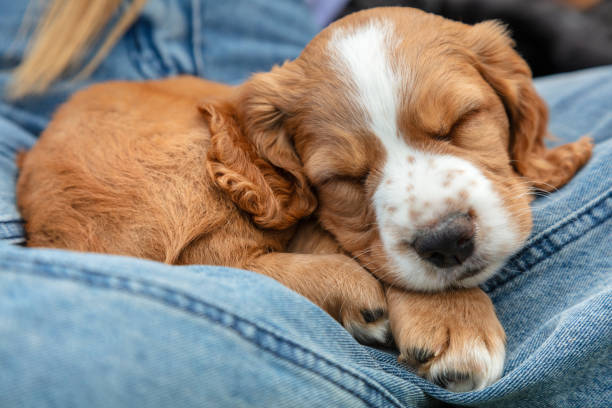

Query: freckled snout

[413,213,475,268]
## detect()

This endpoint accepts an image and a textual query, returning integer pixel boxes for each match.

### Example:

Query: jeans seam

[482,188,612,293]
[0,258,403,408]
[126,18,169,79]
[0,220,23,242]
[191,0,205,77]
[524,186,612,248]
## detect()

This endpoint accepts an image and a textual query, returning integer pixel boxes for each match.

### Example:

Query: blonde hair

[8,0,147,99]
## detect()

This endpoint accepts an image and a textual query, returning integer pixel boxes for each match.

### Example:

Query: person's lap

[0,1,610,406]
[1,66,610,408]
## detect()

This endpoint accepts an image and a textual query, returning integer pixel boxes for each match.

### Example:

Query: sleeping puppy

[16,8,591,391]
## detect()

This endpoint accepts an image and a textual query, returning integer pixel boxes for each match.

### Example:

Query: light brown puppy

[16,8,591,391]
[17,77,389,343]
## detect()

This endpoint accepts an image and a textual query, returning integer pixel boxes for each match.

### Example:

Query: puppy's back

[17,77,250,264]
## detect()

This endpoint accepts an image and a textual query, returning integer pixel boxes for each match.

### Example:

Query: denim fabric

[0,1,611,407]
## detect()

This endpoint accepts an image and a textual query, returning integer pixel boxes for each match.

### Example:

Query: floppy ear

[209,60,316,229]
[236,61,308,173]
[201,97,316,231]
[468,21,592,192]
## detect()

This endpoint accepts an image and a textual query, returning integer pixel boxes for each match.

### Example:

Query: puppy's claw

[344,309,390,345]
[361,308,385,323]
[432,371,473,392]
[397,333,504,392]
[399,347,436,366]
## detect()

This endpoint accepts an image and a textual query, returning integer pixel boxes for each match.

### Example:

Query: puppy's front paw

[342,306,390,345]
[335,259,391,345]
[388,287,505,392]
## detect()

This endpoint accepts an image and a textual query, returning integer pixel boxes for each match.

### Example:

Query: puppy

[16,8,591,391]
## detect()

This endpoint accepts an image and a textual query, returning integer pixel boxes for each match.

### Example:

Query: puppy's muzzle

[413,213,475,268]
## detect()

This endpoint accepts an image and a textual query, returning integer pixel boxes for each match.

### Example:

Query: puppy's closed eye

[431,107,483,143]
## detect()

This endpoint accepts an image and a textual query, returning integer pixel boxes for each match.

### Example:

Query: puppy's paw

[388,287,505,392]
[397,326,504,392]
[342,307,390,345]
[336,260,390,345]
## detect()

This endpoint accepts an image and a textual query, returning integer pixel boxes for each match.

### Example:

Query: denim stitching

[482,189,612,293]
[0,258,403,408]
[525,186,612,248]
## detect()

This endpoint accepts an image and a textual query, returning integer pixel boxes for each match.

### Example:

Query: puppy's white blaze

[329,19,520,290]
[329,20,405,142]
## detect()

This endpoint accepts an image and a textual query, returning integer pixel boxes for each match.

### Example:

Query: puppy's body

[17,8,592,391]
[17,77,390,345]
[19,79,270,266]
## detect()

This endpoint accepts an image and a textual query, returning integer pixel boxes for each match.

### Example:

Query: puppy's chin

[383,252,514,292]
[456,259,506,288]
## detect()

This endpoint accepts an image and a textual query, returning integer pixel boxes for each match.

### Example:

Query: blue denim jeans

[1,1,610,407]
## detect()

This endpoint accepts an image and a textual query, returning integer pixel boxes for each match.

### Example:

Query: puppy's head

[230,8,592,290]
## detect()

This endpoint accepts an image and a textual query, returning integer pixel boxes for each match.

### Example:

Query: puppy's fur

[16,8,591,391]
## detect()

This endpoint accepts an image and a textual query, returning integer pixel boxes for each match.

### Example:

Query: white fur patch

[427,335,505,391]
[329,20,521,290]
[375,150,521,290]
[329,19,407,144]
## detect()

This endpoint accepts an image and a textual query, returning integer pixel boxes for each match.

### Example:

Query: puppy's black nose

[413,213,475,268]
